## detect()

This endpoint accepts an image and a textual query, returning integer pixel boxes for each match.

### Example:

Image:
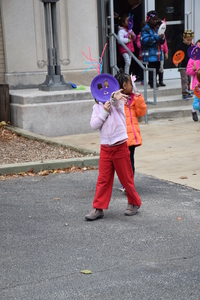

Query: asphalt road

[0,171,200,300]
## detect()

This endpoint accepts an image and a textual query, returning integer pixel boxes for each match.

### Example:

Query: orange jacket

[124,93,147,147]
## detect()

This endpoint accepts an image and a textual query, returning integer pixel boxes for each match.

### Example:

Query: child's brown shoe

[124,204,140,216]
[85,208,104,221]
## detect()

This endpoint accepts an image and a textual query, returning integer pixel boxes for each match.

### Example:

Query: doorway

[97,0,144,75]
[98,0,191,79]
[155,0,184,79]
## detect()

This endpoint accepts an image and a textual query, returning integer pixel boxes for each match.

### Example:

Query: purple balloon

[187,45,200,60]
[90,74,120,103]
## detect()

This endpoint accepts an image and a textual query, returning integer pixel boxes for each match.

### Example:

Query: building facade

[0,0,99,88]
[0,0,200,89]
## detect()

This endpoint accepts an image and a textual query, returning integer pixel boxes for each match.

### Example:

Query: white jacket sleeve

[118,29,129,44]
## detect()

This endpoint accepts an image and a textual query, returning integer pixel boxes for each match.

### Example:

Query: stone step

[147,95,193,108]
[9,79,192,136]
[146,105,192,121]
[137,86,182,98]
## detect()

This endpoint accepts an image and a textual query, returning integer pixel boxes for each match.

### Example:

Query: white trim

[163,68,180,80]
[166,21,184,25]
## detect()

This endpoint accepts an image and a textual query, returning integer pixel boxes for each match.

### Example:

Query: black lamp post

[39,0,71,91]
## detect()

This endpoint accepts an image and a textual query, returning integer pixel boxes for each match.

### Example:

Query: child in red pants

[85,89,141,221]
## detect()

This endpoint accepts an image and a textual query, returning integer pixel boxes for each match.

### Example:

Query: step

[138,86,182,98]
[147,95,193,108]
[9,79,190,136]
[136,78,182,98]
[146,105,192,121]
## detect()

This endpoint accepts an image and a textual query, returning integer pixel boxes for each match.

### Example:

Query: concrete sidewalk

[52,116,200,191]
[1,116,200,191]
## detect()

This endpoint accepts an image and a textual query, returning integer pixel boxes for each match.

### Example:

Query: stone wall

[1,0,99,89]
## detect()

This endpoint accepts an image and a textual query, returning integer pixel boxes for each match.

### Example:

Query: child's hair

[115,68,130,89]
[197,68,200,83]
[183,29,194,38]
[146,10,157,20]
[121,13,128,26]
[195,39,200,45]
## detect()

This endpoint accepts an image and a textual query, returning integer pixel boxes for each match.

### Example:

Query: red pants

[93,142,141,209]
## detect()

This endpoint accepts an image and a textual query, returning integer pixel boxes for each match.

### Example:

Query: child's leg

[193,97,200,112]
[122,53,131,74]
[118,145,135,191]
[113,143,141,207]
[129,145,135,174]
[180,69,188,96]
[92,145,115,210]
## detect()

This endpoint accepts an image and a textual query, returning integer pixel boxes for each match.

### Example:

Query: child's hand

[159,34,164,39]
[130,31,136,39]
[113,89,128,103]
[128,33,132,39]
[103,101,111,113]
[134,91,141,97]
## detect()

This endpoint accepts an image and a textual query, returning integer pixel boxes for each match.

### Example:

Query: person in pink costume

[118,13,136,75]
[186,39,200,121]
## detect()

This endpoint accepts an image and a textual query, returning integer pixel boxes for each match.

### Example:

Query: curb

[0,156,100,175]
[1,125,99,175]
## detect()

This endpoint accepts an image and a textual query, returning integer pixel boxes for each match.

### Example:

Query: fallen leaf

[177,217,182,221]
[71,165,76,171]
[180,176,188,179]
[80,270,92,275]
[0,121,6,127]
[41,170,49,176]
[54,198,60,201]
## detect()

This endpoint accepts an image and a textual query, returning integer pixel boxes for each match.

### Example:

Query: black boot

[159,72,166,87]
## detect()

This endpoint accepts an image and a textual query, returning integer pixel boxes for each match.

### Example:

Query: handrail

[109,32,157,124]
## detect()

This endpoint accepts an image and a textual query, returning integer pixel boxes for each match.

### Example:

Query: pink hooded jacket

[90,96,128,145]
[186,58,200,89]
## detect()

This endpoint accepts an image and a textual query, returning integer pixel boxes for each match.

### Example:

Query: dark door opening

[97,0,144,76]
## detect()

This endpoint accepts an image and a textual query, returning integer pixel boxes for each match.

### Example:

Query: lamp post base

[39,75,71,91]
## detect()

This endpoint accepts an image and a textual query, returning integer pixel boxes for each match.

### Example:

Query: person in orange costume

[115,69,147,192]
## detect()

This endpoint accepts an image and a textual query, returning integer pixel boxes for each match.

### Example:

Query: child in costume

[115,69,147,192]
[141,10,165,88]
[118,13,136,75]
[186,39,200,121]
[189,68,200,121]
[174,29,194,100]
[85,88,141,221]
